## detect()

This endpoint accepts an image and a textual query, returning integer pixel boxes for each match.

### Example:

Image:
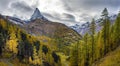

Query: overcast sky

[0,0,120,26]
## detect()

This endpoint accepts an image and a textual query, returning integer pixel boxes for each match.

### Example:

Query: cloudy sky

[0,0,120,26]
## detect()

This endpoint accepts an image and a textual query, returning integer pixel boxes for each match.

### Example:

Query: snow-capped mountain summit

[30,8,47,21]
[0,8,48,26]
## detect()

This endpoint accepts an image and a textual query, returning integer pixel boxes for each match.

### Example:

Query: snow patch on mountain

[70,15,117,35]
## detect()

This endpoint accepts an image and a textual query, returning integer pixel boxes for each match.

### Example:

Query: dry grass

[93,46,120,66]
[0,62,8,66]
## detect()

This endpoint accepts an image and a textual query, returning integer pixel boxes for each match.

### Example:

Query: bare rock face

[30,8,47,21]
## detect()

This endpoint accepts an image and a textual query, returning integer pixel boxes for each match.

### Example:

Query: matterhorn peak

[30,8,47,21]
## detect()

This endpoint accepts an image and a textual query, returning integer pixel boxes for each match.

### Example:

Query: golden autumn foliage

[6,32,18,54]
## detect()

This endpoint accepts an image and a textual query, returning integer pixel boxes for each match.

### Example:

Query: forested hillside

[69,8,120,66]
[0,15,62,66]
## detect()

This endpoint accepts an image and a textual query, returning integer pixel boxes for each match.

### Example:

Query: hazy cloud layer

[0,0,120,26]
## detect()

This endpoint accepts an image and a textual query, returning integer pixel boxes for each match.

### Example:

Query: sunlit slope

[93,46,120,66]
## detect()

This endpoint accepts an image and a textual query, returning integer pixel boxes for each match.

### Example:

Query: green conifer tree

[114,11,120,46]
[101,8,110,54]
[89,18,96,62]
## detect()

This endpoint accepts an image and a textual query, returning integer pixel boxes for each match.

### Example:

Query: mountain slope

[93,46,120,66]
[23,19,81,45]
[22,8,81,45]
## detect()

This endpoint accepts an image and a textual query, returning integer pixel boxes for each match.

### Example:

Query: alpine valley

[0,5,120,66]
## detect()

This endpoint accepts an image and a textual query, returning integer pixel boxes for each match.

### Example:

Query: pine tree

[38,44,43,65]
[89,18,96,62]
[84,33,89,66]
[114,11,120,46]
[96,31,104,59]
[101,8,110,55]
[70,42,79,66]
[110,25,115,50]
[0,33,4,55]
[79,40,85,66]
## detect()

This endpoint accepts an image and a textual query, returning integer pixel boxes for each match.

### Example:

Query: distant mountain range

[70,14,117,35]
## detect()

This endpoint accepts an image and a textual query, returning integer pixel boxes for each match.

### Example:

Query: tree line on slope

[70,8,120,66]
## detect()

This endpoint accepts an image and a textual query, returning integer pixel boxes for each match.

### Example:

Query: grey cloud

[10,1,33,13]
[62,13,75,19]
[79,14,92,21]
[31,0,39,8]
[0,0,13,13]
[42,13,54,19]
[0,0,11,8]
[43,12,76,22]
[60,13,75,22]
[84,0,120,7]
[42,12,77,26]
